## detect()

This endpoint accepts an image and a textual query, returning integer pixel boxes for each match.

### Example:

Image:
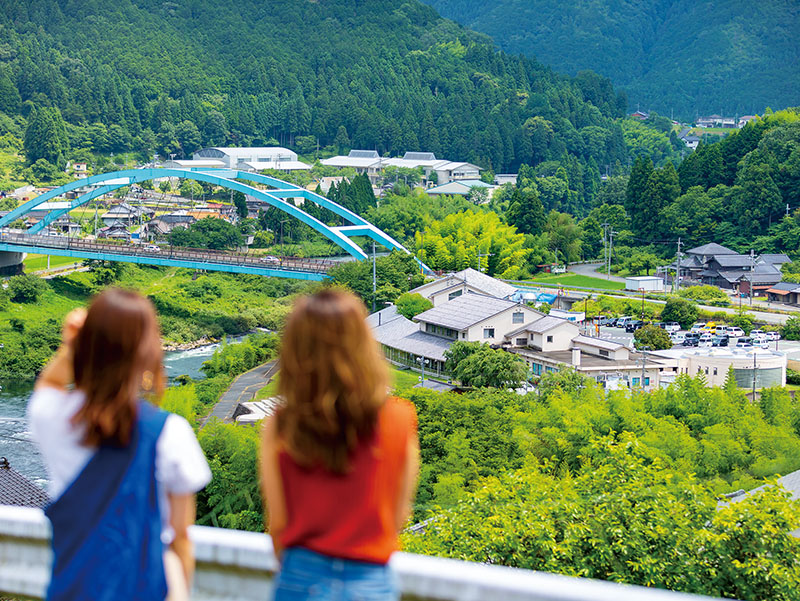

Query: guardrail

[0,506,727,601]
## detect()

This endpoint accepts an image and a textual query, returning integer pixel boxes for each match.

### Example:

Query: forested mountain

[423,0,800,119]
[0,0,630,179]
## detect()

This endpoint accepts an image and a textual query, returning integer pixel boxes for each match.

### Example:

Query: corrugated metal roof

[348,150,380,159]
[415,294,518,330]
[572,335,625,351]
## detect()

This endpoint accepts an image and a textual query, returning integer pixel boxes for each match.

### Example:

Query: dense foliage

[424,0,800,118]
[327,251,426,308]
[443,341,527,388]
[0,0,628,176]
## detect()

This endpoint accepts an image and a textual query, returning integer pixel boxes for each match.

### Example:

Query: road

[568,262,626,283]
[201,360,278,427]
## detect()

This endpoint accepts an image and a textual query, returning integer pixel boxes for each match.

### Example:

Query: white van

[698,333,713,347]
[671,332,686,345]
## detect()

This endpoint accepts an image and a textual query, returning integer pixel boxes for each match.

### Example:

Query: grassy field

[530,272,625,290]
[23,254,82,272]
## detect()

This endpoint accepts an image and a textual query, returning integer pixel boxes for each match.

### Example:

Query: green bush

[8,274,47,303]
[660,297,698,329]
[395,292,433,319]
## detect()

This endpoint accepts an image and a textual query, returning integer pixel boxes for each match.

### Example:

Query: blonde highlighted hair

[277,288,389,474]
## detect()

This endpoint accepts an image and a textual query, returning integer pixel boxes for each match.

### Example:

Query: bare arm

[168,493,196,586]
[395,433,420,531]
[260,416,288,561]
[35,309,86,391]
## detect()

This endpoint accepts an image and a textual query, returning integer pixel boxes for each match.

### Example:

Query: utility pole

[749,249,755,307]
[640,346,649,389]
[372,241,377,313]
[674,237,682,293]
[752,349,757,400]
[601,222,609,280]
[607,229,616,280]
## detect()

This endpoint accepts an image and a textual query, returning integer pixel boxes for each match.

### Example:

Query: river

[0,339,234,489]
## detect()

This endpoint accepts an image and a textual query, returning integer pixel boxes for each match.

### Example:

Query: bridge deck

[0,233,330,280]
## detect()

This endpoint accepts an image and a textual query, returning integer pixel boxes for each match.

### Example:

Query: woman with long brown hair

[261,288,419,601]
[28,288,210,601]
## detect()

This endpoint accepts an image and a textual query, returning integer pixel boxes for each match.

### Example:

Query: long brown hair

[277,288,389,473]
[72,288,164,447]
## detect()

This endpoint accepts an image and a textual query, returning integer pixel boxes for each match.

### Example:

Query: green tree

[781,316,800,341]
[444,342,526,388]
[507,187,545,235]
[394,292,433,319]
[233,191,248,220]
[660,297,698,329]
[169,217,243,250]
[624,156,653,219]
[23,106,68,168]
[634,324,672,349]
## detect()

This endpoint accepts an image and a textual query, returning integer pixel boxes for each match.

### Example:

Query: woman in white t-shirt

[28,288,211,601]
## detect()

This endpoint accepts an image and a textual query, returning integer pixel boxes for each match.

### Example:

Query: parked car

[711,335,729,347]
[698,333,713,347]
[594,315,613,326]
[615,317,633,328]
[765,331,780,341]
[754,337,771,349]
[683,333,700,347]
[663,322,680,333]
[735,338,754,348]
[671,332,686,345]
[625,320,645,333]
[690,323,707,333]
[728,326,745,337]
[653,322,666,329]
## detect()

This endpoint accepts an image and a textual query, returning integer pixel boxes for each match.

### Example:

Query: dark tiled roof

[759,253,791,265]
[769,282,800,292]
[686,243,737,256]
[0,458,48,508]
[711,255,752,268]
[414,294,520,330]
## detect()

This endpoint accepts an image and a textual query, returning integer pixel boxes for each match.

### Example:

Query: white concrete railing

[0,505,728,601]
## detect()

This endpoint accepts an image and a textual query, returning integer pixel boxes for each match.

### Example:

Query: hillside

[423,0,800,119]
[0,0,629,176]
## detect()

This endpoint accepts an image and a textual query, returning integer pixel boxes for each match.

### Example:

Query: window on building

[644,377,650,386]
[512,311,524,324]
[632,377,640,386]
[448,289,463,301]
[713,367,718,376]
[483,328,495,339]
[599,350,609,357]
[705,367,709,374]
[546,335,554,343]
[461,332,466,339]
[516,338,527,346]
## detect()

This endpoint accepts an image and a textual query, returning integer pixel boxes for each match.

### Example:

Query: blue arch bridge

[0,168,425,281]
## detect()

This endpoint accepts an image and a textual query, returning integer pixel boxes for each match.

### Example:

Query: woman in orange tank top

[261,289,419,601]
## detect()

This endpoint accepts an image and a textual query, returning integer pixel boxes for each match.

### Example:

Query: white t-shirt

[27,387,212,544]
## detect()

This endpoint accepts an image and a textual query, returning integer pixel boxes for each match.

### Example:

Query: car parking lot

[593,323,793,353]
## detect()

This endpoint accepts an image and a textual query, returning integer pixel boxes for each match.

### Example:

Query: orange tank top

[277,397,417,564]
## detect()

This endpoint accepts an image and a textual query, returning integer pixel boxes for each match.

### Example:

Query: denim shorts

[271,547,399,601]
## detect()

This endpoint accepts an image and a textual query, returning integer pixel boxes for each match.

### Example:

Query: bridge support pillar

[0,251,25,276]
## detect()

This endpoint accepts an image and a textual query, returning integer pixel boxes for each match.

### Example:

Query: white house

[321,150,481,186]
[410,267,517,306]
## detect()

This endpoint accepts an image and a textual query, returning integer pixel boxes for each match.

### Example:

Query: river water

[0,340,232,488]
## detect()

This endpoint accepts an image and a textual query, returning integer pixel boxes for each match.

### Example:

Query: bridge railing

[0,231,339,274]
[0,505,724,601]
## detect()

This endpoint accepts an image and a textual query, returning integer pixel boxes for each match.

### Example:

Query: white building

[321,150,481,186]
[410,267,517,306]
[651,347,786,389]
[625,276,664,292]
[193,147,311,172]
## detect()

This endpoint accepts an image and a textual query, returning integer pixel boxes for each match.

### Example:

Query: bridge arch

[1,168,409,261]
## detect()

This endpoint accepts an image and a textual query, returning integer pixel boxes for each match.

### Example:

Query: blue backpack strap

[45,402,170,601]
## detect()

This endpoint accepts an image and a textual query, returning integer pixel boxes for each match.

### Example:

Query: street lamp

[417,356,429,385]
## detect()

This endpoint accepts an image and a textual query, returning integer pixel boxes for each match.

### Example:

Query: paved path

[568,262,626,283]
[201,360,278,427]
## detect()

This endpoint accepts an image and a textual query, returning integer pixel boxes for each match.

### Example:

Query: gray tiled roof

[370,308,452,362]
[366,305,405,328]
[686,243,737,256]
[768,282,800,292]
[411,268,516,301]
[0,459,48,508]
[711,255,752,268]
[414,294,519,330]
[759,253,791,265]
